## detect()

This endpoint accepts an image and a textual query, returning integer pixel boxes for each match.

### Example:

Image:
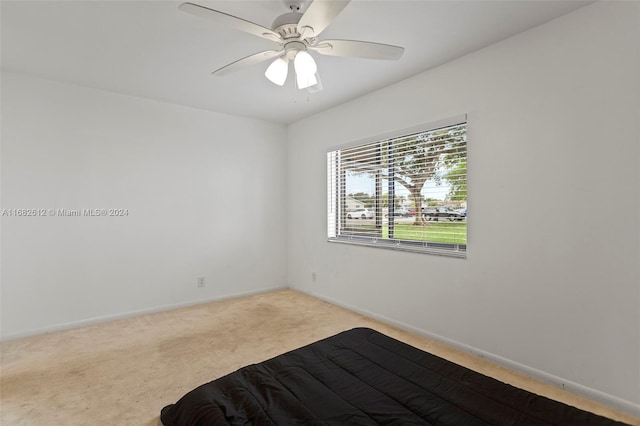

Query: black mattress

[160,327,627,425]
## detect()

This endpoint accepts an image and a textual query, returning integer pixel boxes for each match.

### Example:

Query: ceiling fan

[179,0,404,91]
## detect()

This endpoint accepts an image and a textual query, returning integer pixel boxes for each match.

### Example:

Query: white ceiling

[1,0,591,124]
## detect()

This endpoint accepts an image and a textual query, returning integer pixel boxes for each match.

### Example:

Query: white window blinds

[327,119,467,257]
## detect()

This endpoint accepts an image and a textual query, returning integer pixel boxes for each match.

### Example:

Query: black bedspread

[160,328,627,425]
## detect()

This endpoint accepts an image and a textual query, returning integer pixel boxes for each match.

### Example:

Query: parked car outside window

[347,208,374,219]
[423,206,465,221]
[385,208,411,217]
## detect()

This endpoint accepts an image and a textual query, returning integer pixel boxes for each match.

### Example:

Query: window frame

[327,115,468,258]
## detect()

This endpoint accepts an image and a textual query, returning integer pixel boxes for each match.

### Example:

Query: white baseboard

[1,285,289,342]
[303,289,640,418]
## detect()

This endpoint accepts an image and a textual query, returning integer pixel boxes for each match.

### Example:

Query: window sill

[327,237,466,259]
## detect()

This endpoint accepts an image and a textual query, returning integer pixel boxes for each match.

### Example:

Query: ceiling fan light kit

[293,50,318,88]
[179,0,404,92]
[265,57,289,86]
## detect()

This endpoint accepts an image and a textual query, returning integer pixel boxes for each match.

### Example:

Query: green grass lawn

[385,222,466,244]
[345,221,466,244]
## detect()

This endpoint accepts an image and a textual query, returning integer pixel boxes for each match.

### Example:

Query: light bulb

[265,57,288,86]
[293,51,318,90]
[294,51,317,78]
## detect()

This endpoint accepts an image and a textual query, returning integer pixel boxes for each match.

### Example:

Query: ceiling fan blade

[311,39,404,60]
[213,50,283,76]
[179,2,282,43]
[297,0,350,38]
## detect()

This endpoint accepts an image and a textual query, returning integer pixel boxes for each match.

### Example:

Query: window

[327,117,467,258]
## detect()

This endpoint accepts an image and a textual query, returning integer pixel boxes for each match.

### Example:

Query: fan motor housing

[271,12,303,39]
[283,40,308,60]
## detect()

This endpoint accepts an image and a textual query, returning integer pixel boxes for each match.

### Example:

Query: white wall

[1,72,288,340]
[288,1,639,414]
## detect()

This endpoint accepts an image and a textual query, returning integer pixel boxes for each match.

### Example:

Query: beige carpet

[1,289,637,425]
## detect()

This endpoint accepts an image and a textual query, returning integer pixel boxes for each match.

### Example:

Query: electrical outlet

[312,272,317,282]
[197,276,205,288]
